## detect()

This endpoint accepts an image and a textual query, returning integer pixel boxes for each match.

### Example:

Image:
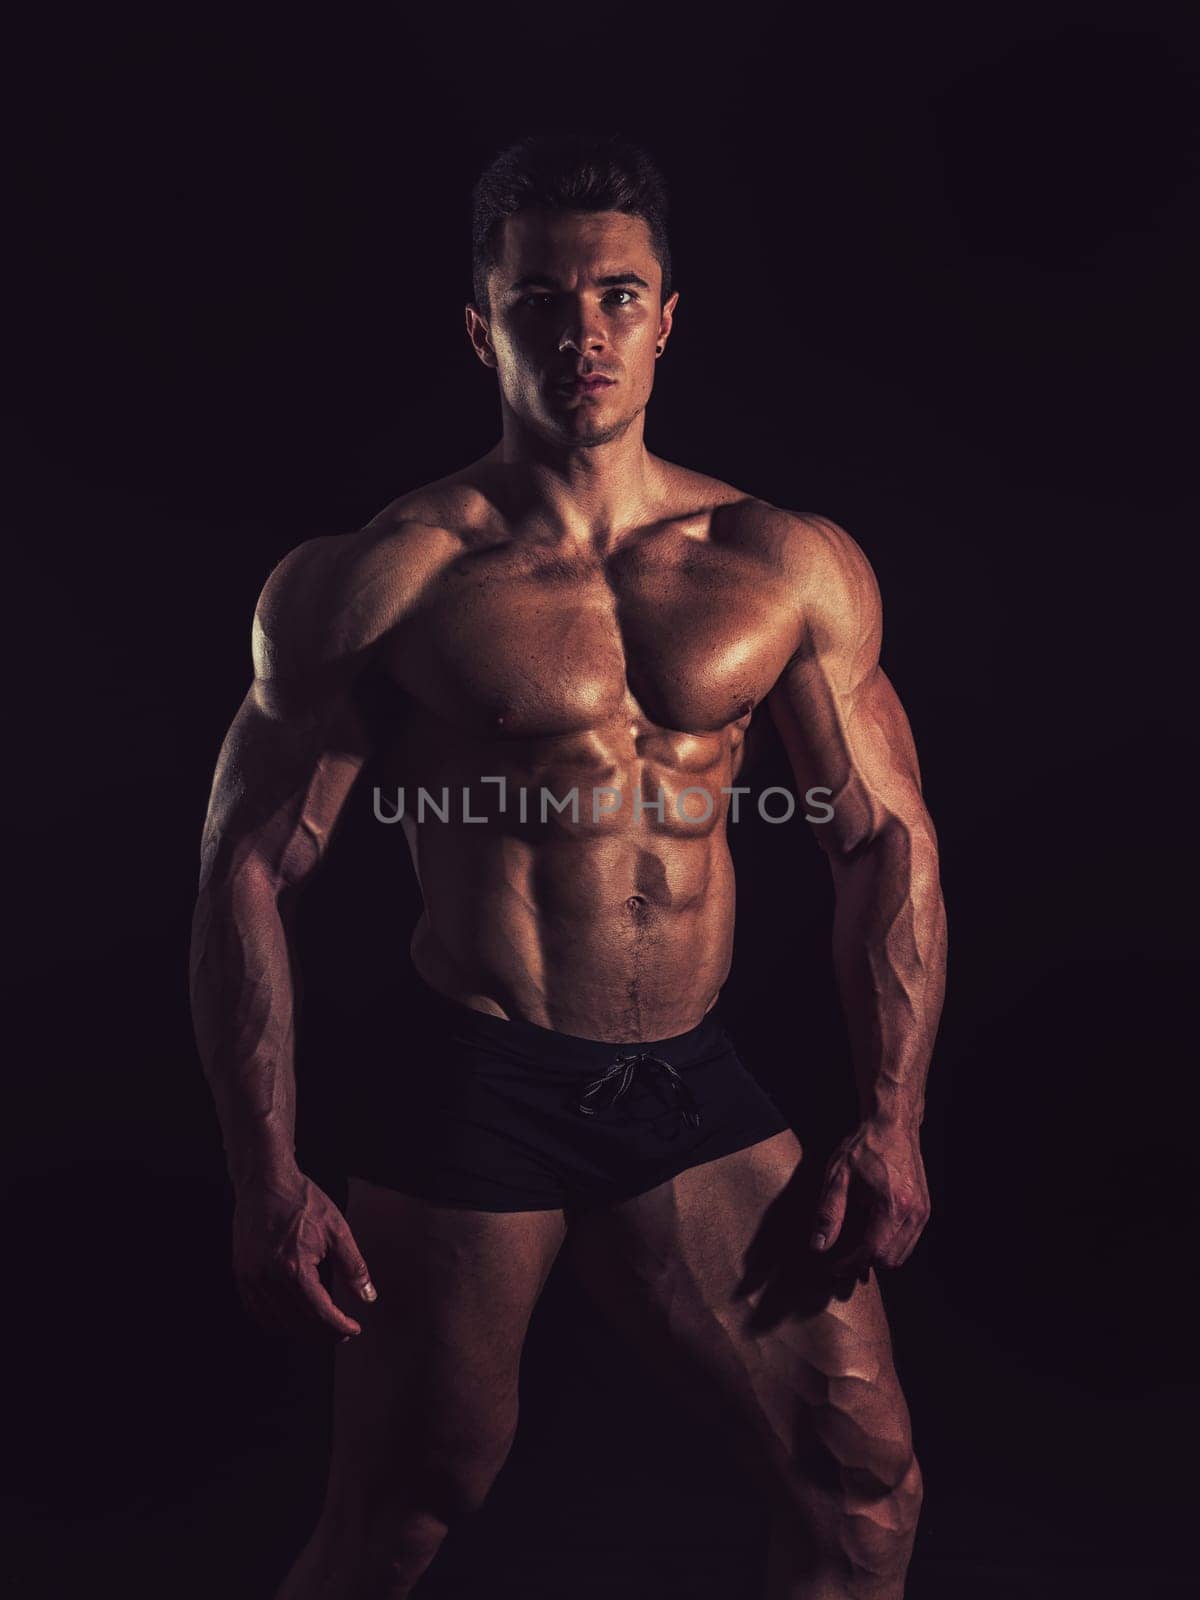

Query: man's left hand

[809,1118,931,1279]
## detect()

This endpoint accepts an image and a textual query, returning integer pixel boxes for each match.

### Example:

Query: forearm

[188,858,302,1190]
[828,818,947,1130]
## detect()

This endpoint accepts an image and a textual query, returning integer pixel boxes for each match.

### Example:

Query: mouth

[556,376,615,396]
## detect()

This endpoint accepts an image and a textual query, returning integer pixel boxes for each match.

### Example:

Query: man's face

[467,208,678,446]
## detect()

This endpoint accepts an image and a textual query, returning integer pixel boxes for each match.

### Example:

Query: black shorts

[336,971,791,1215]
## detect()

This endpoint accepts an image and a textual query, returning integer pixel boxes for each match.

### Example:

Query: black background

[6,4,1199,1596]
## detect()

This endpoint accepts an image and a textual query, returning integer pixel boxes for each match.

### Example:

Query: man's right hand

[232,1170,378,1339]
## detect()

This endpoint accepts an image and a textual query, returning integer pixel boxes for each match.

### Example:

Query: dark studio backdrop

[6,6,1199,1597]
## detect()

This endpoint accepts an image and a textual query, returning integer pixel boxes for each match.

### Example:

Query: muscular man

[190,132,947,1599]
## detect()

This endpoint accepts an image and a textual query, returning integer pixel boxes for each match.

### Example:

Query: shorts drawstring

[573,1051,703,1130]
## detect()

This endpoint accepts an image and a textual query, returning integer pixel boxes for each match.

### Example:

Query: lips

[558,376,614,394]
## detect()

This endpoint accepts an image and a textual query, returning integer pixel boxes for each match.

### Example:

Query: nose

[557,303,607,356]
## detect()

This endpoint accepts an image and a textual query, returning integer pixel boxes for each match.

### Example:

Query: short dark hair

[470,131,673,314]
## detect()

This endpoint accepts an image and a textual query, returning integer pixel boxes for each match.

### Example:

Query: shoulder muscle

[251,520,455,714]
[773,511,883,693]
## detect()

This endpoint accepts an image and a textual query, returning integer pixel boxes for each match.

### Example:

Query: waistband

[407,965,730,1073]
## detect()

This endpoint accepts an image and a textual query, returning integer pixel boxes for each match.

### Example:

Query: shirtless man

[189,133,947,1599]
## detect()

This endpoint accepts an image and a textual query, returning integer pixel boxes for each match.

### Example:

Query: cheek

[494,323,536,367]
[496,341,541,397]
[618,315,653,348]
[614,325,657,377]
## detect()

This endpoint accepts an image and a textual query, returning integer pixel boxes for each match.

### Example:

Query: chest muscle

[382,545,796,738]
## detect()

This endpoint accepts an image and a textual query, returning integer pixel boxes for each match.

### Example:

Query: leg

[275,1180,567,1600]
[561,1129,922,1599]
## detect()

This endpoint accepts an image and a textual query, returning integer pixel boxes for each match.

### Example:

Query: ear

[656,290,680,354]
[464,303,497,370]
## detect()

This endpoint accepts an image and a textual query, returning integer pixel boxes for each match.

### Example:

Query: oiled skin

[190,205,946,1598]
[272,469,821,1041]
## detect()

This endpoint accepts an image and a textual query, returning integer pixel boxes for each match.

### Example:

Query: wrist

[228,1145,301,1196]
[858,1094,922,1136]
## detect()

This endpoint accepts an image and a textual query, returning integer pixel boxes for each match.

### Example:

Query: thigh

[325,1179,568,1499]
[561,1128,914,1501]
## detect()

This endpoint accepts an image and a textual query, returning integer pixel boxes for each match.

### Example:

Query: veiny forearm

[189,858,302,1189]
[827,818,947,1129]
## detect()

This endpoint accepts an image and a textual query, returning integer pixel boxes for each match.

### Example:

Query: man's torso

[309,453,816,1042]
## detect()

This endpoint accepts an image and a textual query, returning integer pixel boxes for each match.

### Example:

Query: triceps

[768,657,930,862]
[199,684,371,896]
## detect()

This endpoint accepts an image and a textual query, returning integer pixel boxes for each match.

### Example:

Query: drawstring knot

[573,1051,703,1130]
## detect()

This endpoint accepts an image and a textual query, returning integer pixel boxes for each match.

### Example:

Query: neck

[484,402,662,552]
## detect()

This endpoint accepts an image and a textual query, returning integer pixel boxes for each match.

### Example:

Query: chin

[549,404,640,446]
[570,419,635,447]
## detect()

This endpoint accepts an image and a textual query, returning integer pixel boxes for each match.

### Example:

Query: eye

[516,288,638,311]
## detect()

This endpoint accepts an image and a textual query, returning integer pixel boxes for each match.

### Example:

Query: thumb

[811,1161,850,1252]
[331,1222,377,1302]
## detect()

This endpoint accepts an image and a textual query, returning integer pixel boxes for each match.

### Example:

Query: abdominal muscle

[407,819,737,1044]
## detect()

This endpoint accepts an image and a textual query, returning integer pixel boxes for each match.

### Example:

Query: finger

[330,1222,378,1304]
[871,1215,915,1270]
[878,1199,932,1268]
[887,1209,930,1268]
[810,1162,851,1252]
[286,1266,364,1339]
[831,1252,874,1287]
[888,1230,919,1268]
[833,1207,894,1278]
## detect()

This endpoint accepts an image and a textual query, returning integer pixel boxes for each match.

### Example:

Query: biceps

[198,684,372,892]
[767,660,927,855]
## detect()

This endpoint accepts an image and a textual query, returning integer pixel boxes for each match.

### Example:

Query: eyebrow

[508,271,652,293]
